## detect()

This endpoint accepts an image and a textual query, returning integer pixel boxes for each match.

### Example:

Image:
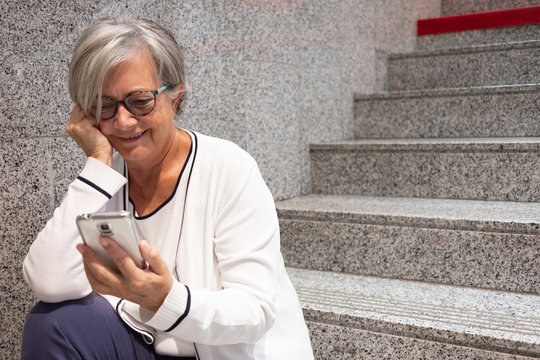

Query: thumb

[139,240,168,275]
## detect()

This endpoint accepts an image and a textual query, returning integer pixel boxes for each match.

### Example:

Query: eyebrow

[101,87,159,101]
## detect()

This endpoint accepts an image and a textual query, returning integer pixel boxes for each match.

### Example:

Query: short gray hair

[69,16,187,118]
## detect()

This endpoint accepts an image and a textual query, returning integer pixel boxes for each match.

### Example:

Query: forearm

[23,157,126,302]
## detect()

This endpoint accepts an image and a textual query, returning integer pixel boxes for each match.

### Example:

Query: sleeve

[145,153,281,345]
[23,157,127,303]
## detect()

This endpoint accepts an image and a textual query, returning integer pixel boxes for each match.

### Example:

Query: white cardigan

[23,131,313,359]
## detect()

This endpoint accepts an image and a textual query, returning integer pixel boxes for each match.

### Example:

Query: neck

[126,127,183,187]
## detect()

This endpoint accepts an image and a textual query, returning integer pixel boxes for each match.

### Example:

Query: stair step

[441,0,540,16]
[354,84,540,139]
[417,5,540,36]
[416,24,540,51]
[387,40,540,91]
[278,194,540,293]
[288,267,540,359]
[310,137,540,202]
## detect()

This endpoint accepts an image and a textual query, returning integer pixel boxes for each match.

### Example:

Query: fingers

[139,240,169,275]
[76,240,174,311]
[76,243,121,293]
[66,105,113,166]
[66,105,96,136]
[99,236,141,274]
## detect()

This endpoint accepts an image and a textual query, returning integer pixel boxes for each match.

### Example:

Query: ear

[172,83,185,110]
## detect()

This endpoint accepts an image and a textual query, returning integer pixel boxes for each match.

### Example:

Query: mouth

[117,129,148,142]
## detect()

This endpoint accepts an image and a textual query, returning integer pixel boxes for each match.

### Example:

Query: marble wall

[0,0,439,357]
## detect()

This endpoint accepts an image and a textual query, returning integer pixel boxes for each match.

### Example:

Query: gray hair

[68,16,187,118]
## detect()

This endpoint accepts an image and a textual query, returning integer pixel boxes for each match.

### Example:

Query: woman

[22,16,313,359]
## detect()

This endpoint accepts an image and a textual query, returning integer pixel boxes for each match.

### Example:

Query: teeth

[124,132,143,139]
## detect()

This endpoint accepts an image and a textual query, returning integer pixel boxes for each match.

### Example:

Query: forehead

[102,51,159,96]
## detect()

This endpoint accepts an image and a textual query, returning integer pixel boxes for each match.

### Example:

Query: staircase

[277,4,540,359]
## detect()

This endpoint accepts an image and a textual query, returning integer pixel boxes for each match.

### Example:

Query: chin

[115,148,149,163]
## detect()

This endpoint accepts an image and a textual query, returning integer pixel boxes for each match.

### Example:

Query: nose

[114,103,138,130]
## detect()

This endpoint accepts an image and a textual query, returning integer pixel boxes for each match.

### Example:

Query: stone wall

[0,0,439,357]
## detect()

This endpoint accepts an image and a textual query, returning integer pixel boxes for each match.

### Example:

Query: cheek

[98,121,112,136]
[159,98,178,120]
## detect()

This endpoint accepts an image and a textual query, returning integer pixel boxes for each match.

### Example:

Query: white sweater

[23,131,313,359]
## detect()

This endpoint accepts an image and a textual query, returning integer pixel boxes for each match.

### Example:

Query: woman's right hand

[66,105,113,167]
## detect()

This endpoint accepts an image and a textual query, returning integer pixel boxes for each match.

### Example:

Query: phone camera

[98,223,113,236]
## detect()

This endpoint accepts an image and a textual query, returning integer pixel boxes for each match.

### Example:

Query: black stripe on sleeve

[77,176,112,199]
[165,285,191,332]
[115,298,124,313]
[115,298,154,343]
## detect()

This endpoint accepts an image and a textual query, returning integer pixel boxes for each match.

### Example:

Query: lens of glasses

[90,91,157,120]
[99,98,118,120]
[125,91,156,116]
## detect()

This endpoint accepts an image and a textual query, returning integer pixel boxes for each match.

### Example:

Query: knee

[21,293,111,356]
[23,293,97,334]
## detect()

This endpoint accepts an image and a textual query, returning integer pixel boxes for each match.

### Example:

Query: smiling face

[98,50,180,167]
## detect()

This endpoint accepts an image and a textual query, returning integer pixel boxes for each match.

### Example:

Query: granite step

[277,194,540,294]
[310,137,540,202]
[416,24,540,51]
[354,84,540,139]
[417,6,540,37]
[441,0,540,16]
[387,40,540,91]
[287,267,540,359]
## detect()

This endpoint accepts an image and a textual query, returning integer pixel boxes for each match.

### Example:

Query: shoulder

[191,131,255,169]
[188,131,265,198]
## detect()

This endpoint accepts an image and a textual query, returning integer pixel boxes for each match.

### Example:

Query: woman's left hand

[76,238,173,312]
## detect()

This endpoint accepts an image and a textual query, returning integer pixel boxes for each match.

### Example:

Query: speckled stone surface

[0,1,442,358]
[388,40,540,91]
[307,322,538,359]
[354,84,540,138]
[0,0,438,201]
[288,268,540,358]
[277,195,540,293]
[0,138,53,358]
[417,24,540,51]
[310,138,540,202]
[277,194,540,232]
[441,0,540,16]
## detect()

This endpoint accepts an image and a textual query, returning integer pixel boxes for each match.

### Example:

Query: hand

[66,105,113,166]
[76,238,174,312]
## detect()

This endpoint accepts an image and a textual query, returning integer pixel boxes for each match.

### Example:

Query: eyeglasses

[90,85,169,120]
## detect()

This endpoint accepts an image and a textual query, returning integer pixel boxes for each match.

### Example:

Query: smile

[119,130,147,141]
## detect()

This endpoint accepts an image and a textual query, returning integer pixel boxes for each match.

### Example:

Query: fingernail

[99,237,109,248]
[76,244,85,254]
[139,240,148,251]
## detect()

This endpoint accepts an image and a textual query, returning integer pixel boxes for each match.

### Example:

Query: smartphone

[76,211,146,270]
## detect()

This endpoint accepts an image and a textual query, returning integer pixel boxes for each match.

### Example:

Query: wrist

[88,151,112,167]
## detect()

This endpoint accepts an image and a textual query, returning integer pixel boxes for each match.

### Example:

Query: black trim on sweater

[115,298,154,343]
[165,285,191,332]
[129,132,194,220]
[77,176,112,199]
[116,298,124,313]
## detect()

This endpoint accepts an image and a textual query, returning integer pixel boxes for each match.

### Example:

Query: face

[98,51,180,166]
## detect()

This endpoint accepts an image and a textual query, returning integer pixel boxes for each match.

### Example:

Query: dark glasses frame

[92,85,169,120]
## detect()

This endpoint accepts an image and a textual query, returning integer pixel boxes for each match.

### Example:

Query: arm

[23,158,127,302]
[23,106,125,302]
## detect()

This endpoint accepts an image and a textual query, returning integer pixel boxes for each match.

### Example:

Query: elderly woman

[22,16,313,360]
